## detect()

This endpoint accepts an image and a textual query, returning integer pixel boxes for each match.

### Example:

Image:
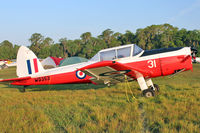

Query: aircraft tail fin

[17,46,44,77]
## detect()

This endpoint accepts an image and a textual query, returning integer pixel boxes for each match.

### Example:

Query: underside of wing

[79,61,151,85]
[84,65,133,84]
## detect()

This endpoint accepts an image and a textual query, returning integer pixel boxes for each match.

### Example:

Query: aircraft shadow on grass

[5,84,106,92]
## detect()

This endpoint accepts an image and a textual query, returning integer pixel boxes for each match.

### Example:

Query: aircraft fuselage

[11,47,192,86]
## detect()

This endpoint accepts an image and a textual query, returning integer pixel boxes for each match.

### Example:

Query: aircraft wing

[79,61,151,84]
[0,76,31,83]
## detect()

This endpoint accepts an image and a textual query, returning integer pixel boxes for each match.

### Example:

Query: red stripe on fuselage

[11,71,91,86]
[33,58,39,73]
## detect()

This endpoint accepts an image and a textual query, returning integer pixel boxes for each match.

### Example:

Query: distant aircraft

[0,44,196,97]
[196,57,200,63]
[0,60,16,68]
[0,61,4,66]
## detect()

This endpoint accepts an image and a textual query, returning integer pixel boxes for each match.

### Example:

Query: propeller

[191,46,198,63]
[191,46,198,56]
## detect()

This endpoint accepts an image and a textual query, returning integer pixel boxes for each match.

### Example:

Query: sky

[0,0,200,46]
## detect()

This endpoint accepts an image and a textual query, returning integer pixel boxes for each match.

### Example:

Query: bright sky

[0,0,200,46]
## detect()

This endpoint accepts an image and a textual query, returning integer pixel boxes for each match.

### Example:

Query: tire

[142,89,155,97]
[153,84,160,92]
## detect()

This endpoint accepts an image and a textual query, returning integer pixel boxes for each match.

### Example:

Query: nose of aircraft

[191,46,198,63]
[191,46,198,57]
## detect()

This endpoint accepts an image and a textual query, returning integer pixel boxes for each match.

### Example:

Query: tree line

[0,24,200,59]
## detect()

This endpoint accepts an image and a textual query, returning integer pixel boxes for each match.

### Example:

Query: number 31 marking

[148,60,156,68]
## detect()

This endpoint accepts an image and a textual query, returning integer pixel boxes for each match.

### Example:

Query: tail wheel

[20,86,27,93]
[142,89,155,97]
[153,84,160,92]
[20,88,25,92]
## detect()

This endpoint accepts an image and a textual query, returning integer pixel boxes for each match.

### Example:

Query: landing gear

[20,86,28,92]
[142,88,155,97]
[137,77,159,98]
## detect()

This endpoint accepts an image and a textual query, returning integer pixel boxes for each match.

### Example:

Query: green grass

[0,65,200,133]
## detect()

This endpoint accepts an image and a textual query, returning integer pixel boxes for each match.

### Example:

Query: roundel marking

[76,70,86,79]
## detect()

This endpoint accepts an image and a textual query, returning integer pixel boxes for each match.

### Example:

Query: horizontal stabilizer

[0,76,31,83]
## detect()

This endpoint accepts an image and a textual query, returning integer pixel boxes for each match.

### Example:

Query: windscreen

[133,45,143,56]
[117,47,131,58]
[90,53,99,61]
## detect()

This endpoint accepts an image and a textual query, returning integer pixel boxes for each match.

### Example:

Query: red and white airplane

[0,44,194,97]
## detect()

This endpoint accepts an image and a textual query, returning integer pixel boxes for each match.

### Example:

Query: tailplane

[17,46,44,77]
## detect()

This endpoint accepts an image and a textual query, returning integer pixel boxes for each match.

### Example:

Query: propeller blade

[191,46,198,63]
[191,46,198,56]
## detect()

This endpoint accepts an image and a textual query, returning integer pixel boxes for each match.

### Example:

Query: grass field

[0,65,200,133]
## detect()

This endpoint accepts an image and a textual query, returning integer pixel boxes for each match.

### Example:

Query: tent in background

[59,57,88,67]
[41,57,64,69]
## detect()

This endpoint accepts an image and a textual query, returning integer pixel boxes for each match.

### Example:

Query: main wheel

[153,84,160,92]
[142,89,155,97]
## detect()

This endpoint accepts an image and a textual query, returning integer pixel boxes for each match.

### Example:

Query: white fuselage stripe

[31,47,191,78]
[118,47,190,63]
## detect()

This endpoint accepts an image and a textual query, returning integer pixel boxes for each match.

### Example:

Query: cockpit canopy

[90,44,143,61]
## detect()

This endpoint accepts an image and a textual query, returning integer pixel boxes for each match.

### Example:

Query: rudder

[17,46,44,77]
